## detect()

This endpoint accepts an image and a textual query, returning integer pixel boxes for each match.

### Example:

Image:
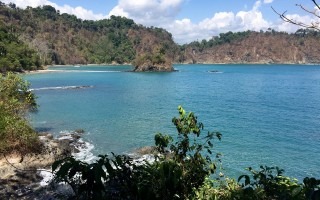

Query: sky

[1,0,318,44]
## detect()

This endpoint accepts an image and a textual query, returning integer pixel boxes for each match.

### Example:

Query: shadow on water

[35,127,54,132]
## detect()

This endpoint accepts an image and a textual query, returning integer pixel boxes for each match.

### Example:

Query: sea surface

[24,64,320,180]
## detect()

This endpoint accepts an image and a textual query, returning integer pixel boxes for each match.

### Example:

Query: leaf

[52,159,64,172]
[55,162,73,179]
[238,175,251,186]
[207,149,212,154]
[68,167,78,179]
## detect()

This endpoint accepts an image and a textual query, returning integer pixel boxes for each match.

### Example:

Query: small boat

[208,70,222,73]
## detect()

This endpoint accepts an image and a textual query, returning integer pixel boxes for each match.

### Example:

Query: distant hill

[0,3,176,71]
[179,30,320,64]
[1,3,320,73]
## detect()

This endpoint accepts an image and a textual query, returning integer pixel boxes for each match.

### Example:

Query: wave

[29,85,93,91]
[38,133,156,187]
[72,138,96,163]
[57,130,97,163]
[50,70,122,73]
[39,130,96,186]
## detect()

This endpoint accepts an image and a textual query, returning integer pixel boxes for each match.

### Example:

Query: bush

[52,106,320,200]
[0,73,40,155]
[239,166,305,199]
[52,106,222,199]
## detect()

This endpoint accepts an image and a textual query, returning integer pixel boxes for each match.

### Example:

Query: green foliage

[303,177,320,200]
[0,73,40,154]
[194,177,243,200]
[238,165,304,199]
[52,106,222,199]
[52,106,320,199]
[0,4,141,65]
[0,24,41,72]
[132,51,166,68]
[185,31,251,50]
[0,2,182,66]
[52,154,138,199]
[155,133,172,154]
[134,106,221,199]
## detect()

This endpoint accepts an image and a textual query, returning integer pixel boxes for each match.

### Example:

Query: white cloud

[108,0,183,26]
[108,5,129,18]
[199,12,236,30]
[263,0,273,4]
[1,0,107,20]
[253,1,262,11]
[166,1,271,44]
[2,0,52,8]
[275,14,317,32]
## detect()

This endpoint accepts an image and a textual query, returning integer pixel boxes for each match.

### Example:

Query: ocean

[24,64,320,180]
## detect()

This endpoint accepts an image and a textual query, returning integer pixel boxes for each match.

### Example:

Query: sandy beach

[24,69,60,74]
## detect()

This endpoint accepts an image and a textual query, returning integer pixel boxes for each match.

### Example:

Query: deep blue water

[24,64,320,180]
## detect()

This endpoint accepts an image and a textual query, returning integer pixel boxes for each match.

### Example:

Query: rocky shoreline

[0,132,83,199]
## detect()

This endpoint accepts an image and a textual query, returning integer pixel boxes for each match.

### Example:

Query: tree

[272,0,320,30]
[0,73,40,155]
[52,106,222,199]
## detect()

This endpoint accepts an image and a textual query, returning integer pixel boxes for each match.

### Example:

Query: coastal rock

[133,59,174,72]
[0,132,83,199]
[178,32,320,64]
[134,146,157,155]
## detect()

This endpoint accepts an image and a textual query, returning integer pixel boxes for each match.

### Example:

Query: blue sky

[2,0,317,44]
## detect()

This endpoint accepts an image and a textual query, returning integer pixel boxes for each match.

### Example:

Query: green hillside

[0,3,177,69]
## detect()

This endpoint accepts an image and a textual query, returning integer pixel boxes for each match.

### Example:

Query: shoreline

[23,69,61,74]
[22,62,320,75]
[0,132,86,199]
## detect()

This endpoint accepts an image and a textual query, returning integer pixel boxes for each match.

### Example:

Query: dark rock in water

[133,60,174,72]
[208,70,220,73]
[134,146,157,155]
[74,129,85,134]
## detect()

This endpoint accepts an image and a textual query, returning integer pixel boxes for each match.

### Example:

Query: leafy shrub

[52,154,139,199]
[0,73,40,154]
[52,106,320,200]
[194,177,243,200]
[52,106,222,199]
[238,165,304,199]
[303,177,320,200]
[0,25,41,72]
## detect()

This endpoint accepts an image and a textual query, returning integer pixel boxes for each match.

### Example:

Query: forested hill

[180,29,320,64]
[1,2,320,72]
[0,3,177,70]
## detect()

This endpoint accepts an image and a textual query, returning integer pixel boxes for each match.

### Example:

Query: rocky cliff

[178,31,320,64]
[1,3,320,72]
[0,4,177,72]
[128,28,175,71]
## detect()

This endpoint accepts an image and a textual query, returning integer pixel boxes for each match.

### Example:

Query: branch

[1,153,52,173]
[272,6,320,31]
[312,0,320,10]
[296,4,320,18]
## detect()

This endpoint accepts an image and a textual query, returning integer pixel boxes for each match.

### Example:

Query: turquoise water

[24,64,320,180]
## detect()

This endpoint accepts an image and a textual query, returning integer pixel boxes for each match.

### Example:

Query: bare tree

[272,0,320,30]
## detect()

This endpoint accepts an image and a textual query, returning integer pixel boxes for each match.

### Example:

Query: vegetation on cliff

[0,23,41,73]
[179,29,320,64]
[132,46,173,72]
[0,3,177,71]
[0,73,40,155]
[2,2,320,73]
